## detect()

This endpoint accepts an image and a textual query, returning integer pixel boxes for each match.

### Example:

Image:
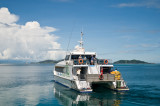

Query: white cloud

[0,7,19,24]
[115,3,141,8]
[0,7,65,61]
[112,0,160,8]
[124,43,160,48]
[140,43,160,48]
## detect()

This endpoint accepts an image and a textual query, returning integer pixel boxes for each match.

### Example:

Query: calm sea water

[0,64,160,106]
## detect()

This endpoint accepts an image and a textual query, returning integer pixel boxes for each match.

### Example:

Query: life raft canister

[111,71,121,80]
[104,59,108,64]
[79,59,83,64]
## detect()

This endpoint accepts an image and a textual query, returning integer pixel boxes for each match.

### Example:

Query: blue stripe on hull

[53,80,70,88]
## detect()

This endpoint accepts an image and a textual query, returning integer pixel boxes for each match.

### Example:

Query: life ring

[99,75,104,80]
[104,59,108,64]
[79,59,83,64]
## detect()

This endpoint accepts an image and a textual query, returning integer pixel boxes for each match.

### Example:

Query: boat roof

[70,51,96,55]
[66,32,96,56]
[67,32,96,55]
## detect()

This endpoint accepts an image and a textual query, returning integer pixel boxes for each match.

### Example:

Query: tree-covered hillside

[114,59,151,64]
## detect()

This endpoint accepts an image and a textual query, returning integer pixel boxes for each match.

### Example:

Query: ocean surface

[0,64,160,106]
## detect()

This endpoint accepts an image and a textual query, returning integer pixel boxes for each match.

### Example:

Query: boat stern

[79,88,93,93]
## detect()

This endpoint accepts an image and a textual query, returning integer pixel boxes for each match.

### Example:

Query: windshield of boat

[71,55,95,60]
[102,67,114,74]
[65,55,70,60]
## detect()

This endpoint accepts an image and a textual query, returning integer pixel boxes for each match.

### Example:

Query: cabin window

[71,55,95,60]
[65,55,70,60]
[101,67,113,74]
[71,55,79,59]
[55,66,64,73]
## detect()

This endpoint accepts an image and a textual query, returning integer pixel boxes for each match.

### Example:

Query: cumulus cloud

[0,8,19,24]
[0,7,65,61]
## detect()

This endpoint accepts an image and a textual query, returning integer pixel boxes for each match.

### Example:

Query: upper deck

[60,32,112,66]
[64,52,112,66]
[70,51,96,55]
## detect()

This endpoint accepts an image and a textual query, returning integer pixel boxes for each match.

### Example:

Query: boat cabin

[63,52,114,81]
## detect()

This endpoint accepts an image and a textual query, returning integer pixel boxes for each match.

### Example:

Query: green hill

[38,59,63,64]
[114,59,150,64]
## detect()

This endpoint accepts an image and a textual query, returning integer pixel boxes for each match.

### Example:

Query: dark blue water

[0,64,160,106]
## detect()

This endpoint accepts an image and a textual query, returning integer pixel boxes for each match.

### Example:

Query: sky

[0,0,160,63]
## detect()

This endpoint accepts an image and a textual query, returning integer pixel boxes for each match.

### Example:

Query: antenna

[79,32,84,48]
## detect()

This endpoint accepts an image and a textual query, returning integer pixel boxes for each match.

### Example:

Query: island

[114,59,151,64]
[38,59,151,64]
[37,59,63,64]
[0,59,152,64]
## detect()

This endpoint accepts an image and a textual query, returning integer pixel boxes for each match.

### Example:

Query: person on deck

[77,68,81,79]
[91,55,94,65]
[79,55,82,59]
[83,56,87,64]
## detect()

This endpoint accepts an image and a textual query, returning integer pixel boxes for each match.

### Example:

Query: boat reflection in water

[53,82,124,106]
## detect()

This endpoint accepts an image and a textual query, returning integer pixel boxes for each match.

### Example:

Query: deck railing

[86,74,115,82]
[73,59,112,65]
[77,74,115,82]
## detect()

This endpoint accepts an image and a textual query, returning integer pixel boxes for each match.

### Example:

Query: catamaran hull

[54,75,129,93]
[53,75,92,93]
[91,82,129,91]
[54,75,73,88]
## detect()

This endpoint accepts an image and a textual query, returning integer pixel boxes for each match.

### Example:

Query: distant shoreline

[0,59,155,64]
[113,59,153,64]
[37,59,153,64]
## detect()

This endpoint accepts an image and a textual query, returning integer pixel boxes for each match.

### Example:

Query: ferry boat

[53,32,129,93]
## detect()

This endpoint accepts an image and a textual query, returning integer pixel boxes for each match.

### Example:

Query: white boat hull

[54,75,92,93]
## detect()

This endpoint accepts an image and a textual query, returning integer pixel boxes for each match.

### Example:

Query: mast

[79,32,83,48]
[74,32,85,52]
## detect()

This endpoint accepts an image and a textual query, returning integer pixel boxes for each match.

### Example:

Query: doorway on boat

[73,67,88,81]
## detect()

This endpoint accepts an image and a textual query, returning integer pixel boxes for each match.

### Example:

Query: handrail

[72,59,112,65]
